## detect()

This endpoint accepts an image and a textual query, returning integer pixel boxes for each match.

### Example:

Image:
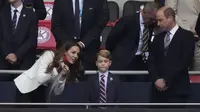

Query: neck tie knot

[165,32,171,42]
[14,9,18,13]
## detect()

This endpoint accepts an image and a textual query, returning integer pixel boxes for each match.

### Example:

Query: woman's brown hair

[46,40,84,83]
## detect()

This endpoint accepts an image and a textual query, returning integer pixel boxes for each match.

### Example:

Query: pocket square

[89,8,93,10]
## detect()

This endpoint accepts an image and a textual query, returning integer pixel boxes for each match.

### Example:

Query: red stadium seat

[44,2,54,20]
[37,20,56,50]
[190,76,200,83]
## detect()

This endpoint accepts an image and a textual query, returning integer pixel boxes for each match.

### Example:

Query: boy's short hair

[96,49,112,61]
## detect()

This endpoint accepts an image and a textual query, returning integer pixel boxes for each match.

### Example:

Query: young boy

[87,49,120,106]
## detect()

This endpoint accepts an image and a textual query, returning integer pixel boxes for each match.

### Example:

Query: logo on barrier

[38,26,51,43]
[45,3,53,20]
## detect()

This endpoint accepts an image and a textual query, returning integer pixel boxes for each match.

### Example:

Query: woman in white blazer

[14,40,83,102]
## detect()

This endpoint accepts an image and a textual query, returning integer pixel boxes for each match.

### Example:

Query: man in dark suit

[1,0,46,20]
[87,50,120,108]
[0,0,42,103]
[148,6,195,103]
[0,0,6,11]
[51,0,109,71]
[105,3,159,82]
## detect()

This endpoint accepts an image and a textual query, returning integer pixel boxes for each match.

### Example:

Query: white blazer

[14,51,59,94]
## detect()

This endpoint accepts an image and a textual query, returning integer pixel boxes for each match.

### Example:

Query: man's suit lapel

[5,5,12,36]
[80,0,88,30]
[165,28,180,53]
[135,13,141,44]
[68,0,74,18]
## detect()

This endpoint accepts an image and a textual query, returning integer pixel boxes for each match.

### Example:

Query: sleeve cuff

[52,67,59,76]
[79,41,85,48]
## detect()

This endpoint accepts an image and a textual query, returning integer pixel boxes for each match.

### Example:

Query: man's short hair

[143,2,159,14]
[96,49,112,61]
[163,7,176,20]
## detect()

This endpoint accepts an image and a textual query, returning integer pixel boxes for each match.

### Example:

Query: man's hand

[155,78,168,91]
[77,41,85,49]
[5,53,17,64]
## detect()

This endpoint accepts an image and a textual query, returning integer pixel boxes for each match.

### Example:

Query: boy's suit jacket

[87,72,120,103]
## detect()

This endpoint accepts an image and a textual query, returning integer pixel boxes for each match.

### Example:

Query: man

[165,0,200,70]
[1,0,47,20]
[105,3,159,81]
[149,6,195,103]
[51,0,109,71]
[0,0,40,102]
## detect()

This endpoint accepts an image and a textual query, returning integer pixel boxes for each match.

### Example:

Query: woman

[14,40,83,102]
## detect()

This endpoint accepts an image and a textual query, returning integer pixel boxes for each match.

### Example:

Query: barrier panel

[0,108,199,112]
[0,82,200,103]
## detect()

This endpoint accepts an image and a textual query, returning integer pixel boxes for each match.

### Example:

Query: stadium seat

[100,1,119,48]
[100,26,113,47]
[44,2,54,20]
[37,20,56,50]
[108,1,119,22]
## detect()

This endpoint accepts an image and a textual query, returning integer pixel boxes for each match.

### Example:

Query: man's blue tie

[12,9,18,34]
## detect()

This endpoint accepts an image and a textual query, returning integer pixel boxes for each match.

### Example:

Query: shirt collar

[98,71,109,78]
[139,12,144,25]
[169,24,179,35]
[11,3,23,13]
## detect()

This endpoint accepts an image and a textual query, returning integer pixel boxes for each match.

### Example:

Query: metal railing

[0,103,199,106]
[0,70,200,75]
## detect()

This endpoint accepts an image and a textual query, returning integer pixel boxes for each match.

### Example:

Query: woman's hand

[60,62,70,75]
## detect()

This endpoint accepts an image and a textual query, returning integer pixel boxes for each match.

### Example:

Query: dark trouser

[121,55,148,82]
[15,85,46,108]
[150,87,188,108]
[16,85,46,103]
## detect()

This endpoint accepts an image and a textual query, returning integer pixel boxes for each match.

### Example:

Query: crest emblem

[37,26,51,43]
[45,3,53,20]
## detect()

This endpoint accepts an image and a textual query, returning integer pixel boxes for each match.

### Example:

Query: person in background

[87,49,120,108]
[0,0,38,102]
[14,40,83,102]
[1,0,47,20]
[149,6,194,103]
[165,0,200,70]
[106,2,159,82]
[51,0,109,73]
